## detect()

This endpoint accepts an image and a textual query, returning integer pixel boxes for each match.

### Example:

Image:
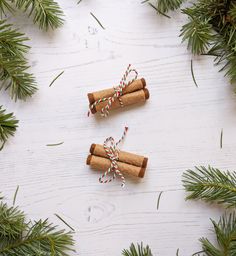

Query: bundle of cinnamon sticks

[87,143,148,179]
[87,78,149,115]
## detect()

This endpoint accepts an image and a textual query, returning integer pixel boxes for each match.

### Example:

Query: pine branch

[157,0,185,14]
[0,196,75,256]
[0,20,37,100]
[0,0,64,30]
[0,106,18,143]
[0,20,29,59]
[15,0,64,30]
[122,243,153,256]
[0,0,14,15]
[180,9,214,55]
[0,202,26,245]
[182,166,236,208]
[0,219,75,256]
[200,212,236,256]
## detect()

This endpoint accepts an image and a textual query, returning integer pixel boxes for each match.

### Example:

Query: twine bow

[88,64,138,117]
[99,127,128,187]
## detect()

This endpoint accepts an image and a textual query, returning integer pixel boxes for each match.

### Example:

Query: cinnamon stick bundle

[88,78,149,114]
[87,143,148,178]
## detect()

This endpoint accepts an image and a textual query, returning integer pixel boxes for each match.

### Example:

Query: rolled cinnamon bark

[87,155,146,178]
[88,78,146,104]
[89,88,150,114]
[90,144,148,169]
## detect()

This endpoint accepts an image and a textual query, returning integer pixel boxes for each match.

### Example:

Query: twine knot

[88,64,138,117]
[99,127,128,187]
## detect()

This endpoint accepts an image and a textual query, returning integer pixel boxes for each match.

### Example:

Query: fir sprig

[183,166,236,207]
[0,196,75,255]
[0,219,74,256]
[157,0,185,14]
[147,0,236,83]
[200,212,236,256]
[0,0,64,30]
[0,106,18,143]
[122,243,153,256]
[15,0,64,30]
[0,202,26,244]
[0,20,37,100]
[0,20,29,58]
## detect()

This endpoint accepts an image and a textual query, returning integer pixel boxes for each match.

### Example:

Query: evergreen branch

[0,20,37,100]
[15,0,64,30]
[122,243,153,256]
[200,212,236,256]
[0,219,75,256]
[183,166,236,207]
[0,202,26,244]
[157,0,185,14]
[0,196,75,256]
[0,20,29,59]
[0,55,37,100]
[0,0,14,16]
[180,9,214,55]
[0,106,18,143]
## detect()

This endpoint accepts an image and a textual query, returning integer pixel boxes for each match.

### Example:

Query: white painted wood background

[1,0,236,255]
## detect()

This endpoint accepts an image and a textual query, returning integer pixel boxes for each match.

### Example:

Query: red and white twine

[99,127,128,187]
[88,64,138,117]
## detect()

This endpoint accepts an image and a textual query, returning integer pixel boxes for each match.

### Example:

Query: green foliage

[0,202,26,244]
[0,20,37,100]
[146,0,236,83]
[0,196,75,255]
[157,0,185,14]
[180,12,213,55]
[15,0,64,30]
[122,243,153,256]
[0,0,14,15]
[0,0,64,30]
[183,166,236,208]
[0,106,18,143]
[200,212,236,256]
[179,0,236,82]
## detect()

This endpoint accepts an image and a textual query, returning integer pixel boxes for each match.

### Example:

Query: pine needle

[157,191,163,210]
[55,213,75,231]
[13,185,19,206]
[191,59,198,88]
[90,12,105,30]
[0,141,5,151]
[49,71,64,87]
[141,0,150,4]
[220,128,223,149]
[192,251,204,256]
[176,248,179,256]
[46,142,64,146]
[148,3,171,18]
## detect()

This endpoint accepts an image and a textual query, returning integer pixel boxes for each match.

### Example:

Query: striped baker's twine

[99,127,128,187]
[88,64,138,117]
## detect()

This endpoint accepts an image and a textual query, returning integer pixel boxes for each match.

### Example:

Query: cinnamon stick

[89,88,149,114]
[90,144,148,169]
[88,78,146,104]
[87,154,146,178]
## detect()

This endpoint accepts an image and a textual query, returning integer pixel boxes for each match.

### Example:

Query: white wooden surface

[1,0,236,255]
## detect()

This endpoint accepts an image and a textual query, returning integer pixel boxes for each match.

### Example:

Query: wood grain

[0,0,235,255]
